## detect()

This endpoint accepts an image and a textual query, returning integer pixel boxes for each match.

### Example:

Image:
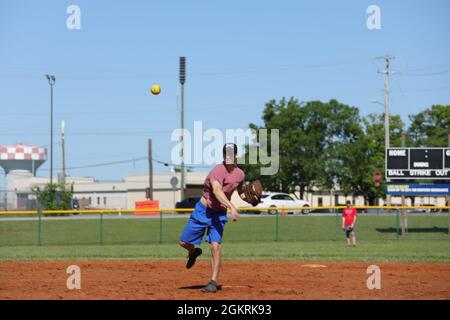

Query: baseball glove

[242,180,263,206]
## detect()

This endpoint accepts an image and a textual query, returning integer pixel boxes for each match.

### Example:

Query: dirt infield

[0,260,449,300]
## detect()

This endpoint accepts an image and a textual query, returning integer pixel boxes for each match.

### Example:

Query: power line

[0,151,218,175]
[0,130,174,136]
[0,102,265,117]
[36,156,202,171]
[396,63,450,72]
[67,151,145,161]
[35,156,147,171]
[0,126,255,137]
[0,57,373,80]
[391,84,450,93]
[0,109,177,116]
[397,69,450,77]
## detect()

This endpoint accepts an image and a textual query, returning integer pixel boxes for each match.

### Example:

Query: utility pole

[378,55,394,150]
[148,138,153,200]
[61,120,66,185]
[179,57,186,202]
[377,55,394,207]
[45,74,56,185]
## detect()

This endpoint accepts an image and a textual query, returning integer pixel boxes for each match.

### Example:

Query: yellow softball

[151,84,161,95]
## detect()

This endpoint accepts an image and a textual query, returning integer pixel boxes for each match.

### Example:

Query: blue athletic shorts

[179,201,228,245]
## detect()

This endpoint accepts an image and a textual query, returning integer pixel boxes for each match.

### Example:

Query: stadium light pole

[46,74,56,185]
[179,57,186,202]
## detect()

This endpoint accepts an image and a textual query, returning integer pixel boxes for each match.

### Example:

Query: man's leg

[202,215,226,293]
[179,240,195,254]
[201,242,221,293]
[351,232,356,246]
[210,242,221,282]
[345,228,351,246]
[179,216,206,269]
[179,240,203,269]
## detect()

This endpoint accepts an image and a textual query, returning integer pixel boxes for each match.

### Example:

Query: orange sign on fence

[134,200,160,216]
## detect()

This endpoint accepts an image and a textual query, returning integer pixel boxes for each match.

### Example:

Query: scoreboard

[386,148,450,180]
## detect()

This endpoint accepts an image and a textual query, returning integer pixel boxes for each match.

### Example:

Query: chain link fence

[0,207,449,246]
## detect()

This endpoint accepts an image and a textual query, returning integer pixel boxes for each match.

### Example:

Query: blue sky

[0,0,449,187]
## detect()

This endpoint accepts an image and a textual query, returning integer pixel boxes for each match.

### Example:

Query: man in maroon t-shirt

[342,201,358,247]
[179,143,252,293]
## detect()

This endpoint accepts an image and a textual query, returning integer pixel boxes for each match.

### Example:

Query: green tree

[320,99,364,193]
[240,98,409,205]
[408,105,450,147]
[33,182,74,211]
[340,113,405,205]
[240,98,364,199]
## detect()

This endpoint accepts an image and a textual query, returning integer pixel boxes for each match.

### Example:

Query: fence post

[37,209,42,246]
[99,213,104,245]
[335,209,339,241]
[275,210,279,241]
[159,209,163,244]
[396,209,400,240]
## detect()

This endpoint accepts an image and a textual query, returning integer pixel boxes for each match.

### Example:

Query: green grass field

[0,214,449,262]
[0,241,449,263]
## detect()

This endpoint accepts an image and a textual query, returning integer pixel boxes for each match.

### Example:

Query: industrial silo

[0,143,47,210]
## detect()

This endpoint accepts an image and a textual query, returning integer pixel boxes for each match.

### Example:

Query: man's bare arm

[212,180,234,209]
[211,180,239,220]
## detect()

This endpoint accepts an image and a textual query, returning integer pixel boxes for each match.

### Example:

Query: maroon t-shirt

[203,163,245,213]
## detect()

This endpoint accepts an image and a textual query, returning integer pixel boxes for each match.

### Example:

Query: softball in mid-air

[151,84,161,95]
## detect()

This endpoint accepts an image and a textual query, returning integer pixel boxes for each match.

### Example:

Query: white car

[255,192,311,214]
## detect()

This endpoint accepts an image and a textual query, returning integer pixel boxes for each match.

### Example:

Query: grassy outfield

[0,214,449,262]
[0,241,449,263]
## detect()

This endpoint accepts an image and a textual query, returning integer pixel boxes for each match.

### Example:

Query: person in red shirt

[342,201,357,247]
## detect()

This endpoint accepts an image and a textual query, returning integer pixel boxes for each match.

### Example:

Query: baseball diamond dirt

[0,260,449,300]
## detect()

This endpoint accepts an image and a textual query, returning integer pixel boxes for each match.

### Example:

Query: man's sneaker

[186,248,202,269]
[201,280,218,293]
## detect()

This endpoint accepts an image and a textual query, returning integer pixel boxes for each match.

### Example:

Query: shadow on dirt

[178,285,223,291]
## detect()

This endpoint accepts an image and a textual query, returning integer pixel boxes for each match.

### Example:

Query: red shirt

[342,207,358,226]
[203,163,245,213]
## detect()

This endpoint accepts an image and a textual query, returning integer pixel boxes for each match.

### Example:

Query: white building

[4,170,447,211]
[2,143,446,211]
[3,171,211,210]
